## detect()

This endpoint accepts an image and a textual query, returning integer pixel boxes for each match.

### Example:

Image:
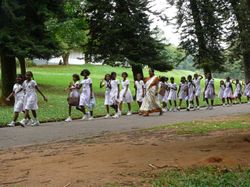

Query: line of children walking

[6,69,250,126]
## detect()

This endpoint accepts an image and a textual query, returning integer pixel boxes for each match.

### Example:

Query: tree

[173,0,225,74]
[0,0,64,101]
[47,0,88,65]
[85,0,173,79]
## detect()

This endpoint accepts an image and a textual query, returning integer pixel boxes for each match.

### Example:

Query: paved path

[0,104,250,150]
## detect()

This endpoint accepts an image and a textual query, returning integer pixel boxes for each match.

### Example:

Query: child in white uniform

[193,74,203,109]
[134,73,145,108]
[6,74,26,127]
[187,75,196,110]
[21,71,47,126]
[65,74,81,122]
[119,72,133,116]
[223,77,233,106]
[168,77,177,112]
[233,79,243,104]
[109,72,120,118]
[158,76,168,112]
[78,69,95,120]
[100,74,112,118]
[204,73,215,110]
[244,81,250,104]
[218,80,226,106]
[177,76,188,111]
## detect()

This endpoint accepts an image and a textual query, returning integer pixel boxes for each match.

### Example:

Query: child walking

[177,76,189,111]
[204,73,215,110]
[65,74,81,122]
[187,75,196,110]
[134,73,145,109]
[109,72,120,118]
[100,74,112,118]
[218,80,226,106]
[233,79,243,104]
[223,77,233,106]
[21,71,48,127]
[78,69,96,120]
[6,74,27,127]
[119,72,133,116]
[193,74,203,109]
[167,77,178,112]
[244,80,250,104]
[158,76,168,112]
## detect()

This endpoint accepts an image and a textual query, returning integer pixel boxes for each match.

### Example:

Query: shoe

[173,108,177,112]
[88,116,94,121]
[177,107,181,111]
[169,107,173,112]
[112,113,119,119]
[31,119,40,126]
[7,121,15,127]
[104,114,110,119]
[196,106,200,110]
[118,111,122,116]
[26,119,34,126]
[209,106,213,110]
[206,105,210,110]
[81,114,88,121]
[162,108,168,112]
[20,119,28,126]
[127,111,132,116]
[65,117,72,122]
[187,108,190,111]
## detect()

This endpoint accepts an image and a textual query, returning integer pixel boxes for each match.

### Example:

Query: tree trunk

[1,53,16,104]
[131,64,144,81]
[18,56,26,76]
[85,53,90,64]
[243,52,250,81]
[62,52,70,65]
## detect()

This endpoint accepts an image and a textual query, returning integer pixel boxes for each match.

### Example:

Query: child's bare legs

[186,100,189,110]
[77,106,86,114]
[137,101,142,108]
[222,98,225,105]
[68,106,72,117]
[31,110,37,118]
[119,102,123,113]
[174,100,177,108]
[105,105,110,114]
[195,96,200,107]
[178,99,182,110]
[111,105,118,113]
[127,103,131,111]
[205,98,209,106]
[13,112,19,122]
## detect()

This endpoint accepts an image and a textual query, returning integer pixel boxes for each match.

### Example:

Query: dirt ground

[1,118,250,187]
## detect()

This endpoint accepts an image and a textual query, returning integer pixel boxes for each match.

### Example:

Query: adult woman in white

[140,69,163,116]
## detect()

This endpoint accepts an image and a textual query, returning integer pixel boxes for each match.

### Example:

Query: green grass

[0,64,247,125]
[149,118,250,135]
[151,167,250,187]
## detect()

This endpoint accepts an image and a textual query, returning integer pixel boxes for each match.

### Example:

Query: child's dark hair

[187,75,192,80]
[160,76,167,82]
[26,71,34,80]
[16,74,24,83]
[80,69,90,76]
[111,72,117,80]
[170,77,174,81]
[72,74,80,81]
[104,74,111,81]
[166,77,169,81]
[122,72,128,77]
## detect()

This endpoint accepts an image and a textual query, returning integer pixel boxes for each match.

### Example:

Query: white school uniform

[233,83,242,98]
[179,82,188,100]
[13,83,25,112]
[69,81,80,98]
[109,80,120,105]
[135,80,144,102]
[244,83,250,97]
[194,77,202,97]
[162,83,170,103]
[168,83,177,101]
[104,81,111,105]
[187,81,195,101]
[23,80,38,110]
[79,78,96,109]
[223,81,233,98]
[119,79,133,103]
[158,81,165,102]
[218,85,225,99]
[205,79,215,99]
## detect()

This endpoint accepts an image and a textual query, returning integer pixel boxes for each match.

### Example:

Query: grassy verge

[151,167,250,187]
[0,64,247,125]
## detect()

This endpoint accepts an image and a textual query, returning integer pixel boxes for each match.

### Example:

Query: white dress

[244,83,250,97]
[223,81,233,98]
[119,79,133,103]
[194,77,201,97]
[162,83,169,103]
[158,81,165,102]
[218,85,225,99]
[187,81,195,101]
[168,83,177,101]
[205,79,215,99]
[79,78,96,109]
[135,80,144,102]
[233,83,242,98]
[69,81,80,98]
[23,80,38,110]
[104,81,111,105]
[109,80,120,105]
[13,83,25,112]
[179,82,188,100]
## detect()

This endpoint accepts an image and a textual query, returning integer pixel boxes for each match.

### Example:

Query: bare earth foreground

[0,104,250,187]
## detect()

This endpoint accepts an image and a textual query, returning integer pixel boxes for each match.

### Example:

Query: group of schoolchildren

[5,69,250,127]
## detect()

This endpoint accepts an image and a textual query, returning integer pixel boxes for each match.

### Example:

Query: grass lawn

[0,64,247,125]
[151,167,250,187]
